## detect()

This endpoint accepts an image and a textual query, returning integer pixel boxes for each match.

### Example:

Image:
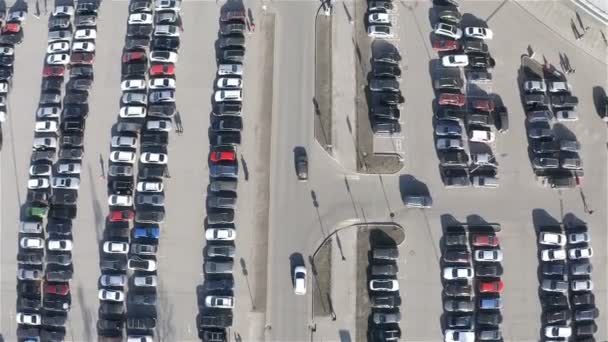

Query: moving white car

[293,266,307,295]
[205,228,236,241]
[434,22,462,39]
[464,27,493,40]
[442,55,469,67]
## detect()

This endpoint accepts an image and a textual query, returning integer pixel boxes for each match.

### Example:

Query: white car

[367,24,393,38]
[0,46,13,56]
[34,120,58,133]
[100,274,127,287]
[214,90,242,102]
[216,77,242,89]
[111,136,137,149]
[368,11,390,24]
[110,151,136,163]
[539,232,566,246]
[443,267,473,280]
[51,177,80,189]
[140,152,168,164]
[569,247,593,260]
[103,241,130,254]
[46,53,70,65]
[29,165,51,176]
[129,13,153,25]
[47,42,70,53]
[137,181,164,192]
[568,232,590,244]
[121,79,146,91]
[146,119,172,132]
[150,51,178,63]
[544,326,571,338]
[57,162,81,175]
[205,295,235,309]
[205,228,236,241]
[469,129,495,143]
[134,275,158,287]
[149,77,176,89]
[548,81,571,93]
[434,22,462,39]
[28,178,49,190]
[464,27,493,40]
[16,313,41,326]
[53,5,74,16]
[555,110,578,122]
[218,64,243,76]
[20,237,44,249]
[571,279,593,291]
[154,24,180,37]
[72,41,95,52]
[474,249,503,262]
[48,239,73,251]
[108,194,133,207]
[32,137,57,150]
[369,279,399,291]
[128,336,153,342]
[17,268,42,280]
[293,266,307,295]
[0,81,8,93]
[98,289,125,302]
[74,28,96,40]
[37,106,61,119]
[444,330,475,342]
[442,55,469,67]
[119,106,147,119]
[541,248,566,261]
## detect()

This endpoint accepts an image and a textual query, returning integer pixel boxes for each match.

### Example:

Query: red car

[150,63,175,76]
[438,93,466,107]
[110,210,134,222]
[45,283,70,296]
[2,23,21,34]
[43,65,65,77]
[122,51,146,63]
[210,150,236,162]
[478,280,504,293]
[472,234,500,247]
[433,39,459,52]
[71,52,95,65]
[472,99,495,112]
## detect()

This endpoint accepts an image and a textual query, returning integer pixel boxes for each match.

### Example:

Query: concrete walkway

[513,0,608,65]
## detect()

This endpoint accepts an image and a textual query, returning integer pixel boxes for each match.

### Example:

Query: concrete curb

[572,0,608,25]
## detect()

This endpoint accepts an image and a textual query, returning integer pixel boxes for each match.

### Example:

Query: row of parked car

[16,2,101,341]
[196,9,249,342]
[537,223,598,340]
[95,0,182,341]
[441,224,504,342]
[367,244,401,341]
[520,70,584,190]
[430,5,506,190]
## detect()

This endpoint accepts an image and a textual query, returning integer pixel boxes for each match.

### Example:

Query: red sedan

[472,99,495,112]
[438,93,466,107]
[45,283,70,296]
[43,65,65,77]
[478,280,504,293]
[71,52,95,65]
[110,210,134,222]
[433,39,459,52]
[122,51,146,63]
[472,234,500,247]
[150,63,175,77]
[2,23,21,34]
[210,150,236,162]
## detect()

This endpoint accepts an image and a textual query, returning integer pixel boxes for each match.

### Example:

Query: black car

[105,227,130,239]
[46,269,73,282]
[370,327,401,342]
[222,48,245,63]
[372,62,401,78]
[63,91,88,105]
[436,107,466,121]
[40,329,66,341]
[49,16,71,30]
[116,121,142,135]
[373,51,400,65]
[570,261,593,276]
[207,208,235,224]
[220,23,246,35]
[17,281,41,297]
[40,90,62,104]
[100,258,127,272]
[371,91,404,105]
[27,190,49,207]
[47,219,72,236]
[372,118,400,134]
[139,164,167,180]
[70,65,94,79]
[203,278,235,292]
[127,24,153,37]
[212,131,241,146]
[543,294,568,308]
[206,245,235,258]
[67,78,93,92]
[542,262,567,276]
[446,314,473,329]
[125,37,150,50]
[76,1,98,14]
[197,314,232,329]
[127,317,157,330]
[370,295,399,309]
[135,210,165,224]
[156,10,180,24]
[219,35,245,49]
[108,180,133,195]
[99,302,124,319]
[370,104,400,120]
[444,284,472,297]
[369,78,400,92]
[574,322,598,336]
[46,253,72,266]
[468,54,495,68]
[129,0,152,12]
[370,264,398,276]
[0,66,12,81]
[49,205,77,220]
[152,36,180,51]
[60,135,84,147]
[42,77,63,91]
[122,62,147,77]
[58,148,84,160]
[42,313,67,327]
[97,319,123,335]
[440,151,469,167]
[475,264,502,277]
[62,105,89,120]
[213,102,242,116]
[437,9,461,23]
[51,190,78,206]
[476,312,502,326]
[444,233,467,247]
[574,307,599,321]
[211,116,242,131]
[544,309,571,324]
[433,77,463,90]
[44,297,70,312]
[148,103,177,118]
[18,327,44,340]
[141,132,169,147]
[61,120,85,134]
[18,296,42,311]
[128,293,157,306]
[443,250,470,264]
[572,293,595,307]
[18,252,44,265]
[463,40,489,54]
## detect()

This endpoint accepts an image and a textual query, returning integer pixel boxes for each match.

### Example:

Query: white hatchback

[119,106,147,119]
[47,41,70,53]
[108,194,133,207]
[121,79,146,91]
